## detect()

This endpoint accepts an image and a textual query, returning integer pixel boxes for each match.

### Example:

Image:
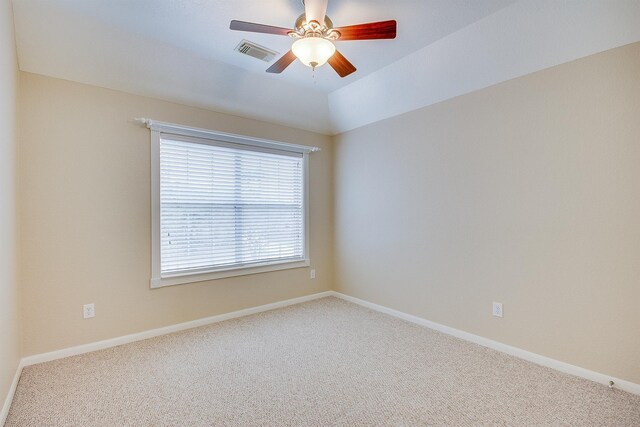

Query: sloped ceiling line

[328,0,640,134]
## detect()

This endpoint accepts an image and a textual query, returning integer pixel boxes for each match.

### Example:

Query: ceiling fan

[229,0,397,78]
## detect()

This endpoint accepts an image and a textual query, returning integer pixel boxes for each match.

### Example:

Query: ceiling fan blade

[266,51,297,74]
[334,20,397,41]
[229,20,291,36]
[328,50,356,78]
[304,0,328,24]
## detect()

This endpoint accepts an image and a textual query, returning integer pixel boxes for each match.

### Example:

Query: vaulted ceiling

[11,0,640,134]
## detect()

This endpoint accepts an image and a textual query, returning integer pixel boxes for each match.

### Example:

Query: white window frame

[143,119,319,288]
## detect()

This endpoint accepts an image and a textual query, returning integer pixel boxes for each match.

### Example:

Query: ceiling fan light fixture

[292,36,336,69]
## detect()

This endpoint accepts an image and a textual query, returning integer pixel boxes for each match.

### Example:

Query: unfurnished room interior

[1,0,640,425]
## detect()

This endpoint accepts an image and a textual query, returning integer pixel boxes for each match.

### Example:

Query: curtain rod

[134,118,321,154]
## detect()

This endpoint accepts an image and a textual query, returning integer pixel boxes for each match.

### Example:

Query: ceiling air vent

[235,40,278,62]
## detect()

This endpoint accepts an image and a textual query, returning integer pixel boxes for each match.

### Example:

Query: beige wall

[18,73,333,356]
[0,0,20,411]
[12,29,640,390]
[334,42,640,384]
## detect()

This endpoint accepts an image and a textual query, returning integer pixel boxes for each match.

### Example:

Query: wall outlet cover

[83,303,95,319]
[492,302,503,318]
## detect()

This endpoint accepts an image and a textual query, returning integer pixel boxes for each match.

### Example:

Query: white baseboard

[8,287,638,422]
[330,291,640,396]
[0,361,23,426]
[21,291,333,367]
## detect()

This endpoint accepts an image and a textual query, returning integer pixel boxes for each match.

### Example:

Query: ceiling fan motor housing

[290,14,341,40]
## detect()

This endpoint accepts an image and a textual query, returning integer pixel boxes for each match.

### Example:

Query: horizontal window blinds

[160,137,304,275]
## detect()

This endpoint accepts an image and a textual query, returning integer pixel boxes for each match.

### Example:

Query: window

[146,120,317,288]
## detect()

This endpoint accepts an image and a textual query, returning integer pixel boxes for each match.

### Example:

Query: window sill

[150,259,310,288]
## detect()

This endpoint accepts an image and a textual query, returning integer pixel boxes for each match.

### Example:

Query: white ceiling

[13,0,514,92]
[11,0,640,135]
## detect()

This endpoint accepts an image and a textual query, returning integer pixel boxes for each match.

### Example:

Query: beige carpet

[6,297,640,426]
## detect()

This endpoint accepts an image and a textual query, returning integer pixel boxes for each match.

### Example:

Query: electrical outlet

[83,303,95,319]
[492,302,503,318]
[310,269,316,279]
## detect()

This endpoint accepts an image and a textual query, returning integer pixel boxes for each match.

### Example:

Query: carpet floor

[6,296,640,426]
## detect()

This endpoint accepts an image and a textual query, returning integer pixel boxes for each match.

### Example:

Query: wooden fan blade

[266,51,297,74]
[328,50,356,78]
[230,20,291,36]
[304,0,328,25]
[334,20,397,41]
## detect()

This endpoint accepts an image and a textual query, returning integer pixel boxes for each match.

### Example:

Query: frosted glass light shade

[292,37,336,69]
